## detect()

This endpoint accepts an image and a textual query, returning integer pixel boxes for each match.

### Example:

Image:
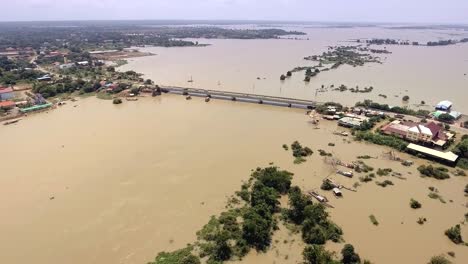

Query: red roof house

[0,100,15,109]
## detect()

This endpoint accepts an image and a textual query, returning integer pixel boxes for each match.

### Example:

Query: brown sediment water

[120,26,468,114]
[0,95,467,264]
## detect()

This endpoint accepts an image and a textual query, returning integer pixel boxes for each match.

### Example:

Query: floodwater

[1,95,467,264]
[121,26,468,113]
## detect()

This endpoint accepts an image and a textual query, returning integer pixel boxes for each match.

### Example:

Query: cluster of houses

[432,100,462,121]
[0,47,35,60]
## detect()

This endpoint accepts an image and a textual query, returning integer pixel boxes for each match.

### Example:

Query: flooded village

[1,21,468,264]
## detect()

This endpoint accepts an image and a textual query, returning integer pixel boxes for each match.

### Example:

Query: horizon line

[0,18,467,26]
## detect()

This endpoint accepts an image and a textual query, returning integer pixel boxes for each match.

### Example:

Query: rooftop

[0,100,15,108]
[407,143,458,162]
[0,87,14,94]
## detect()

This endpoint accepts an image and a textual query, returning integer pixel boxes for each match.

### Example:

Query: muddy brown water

[0,95,467,264]
[120,26,468,114]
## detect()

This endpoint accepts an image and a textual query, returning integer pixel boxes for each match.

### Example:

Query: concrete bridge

[158,86,318,109]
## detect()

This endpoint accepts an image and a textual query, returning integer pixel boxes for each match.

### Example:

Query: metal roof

[407,143,458,162]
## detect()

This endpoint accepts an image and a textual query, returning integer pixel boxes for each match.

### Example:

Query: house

[77,61,89,66]
[381,120,452,147]
[338,116,368,128]
[381,120,412,138]
[0,100,16,109]
[432,110,462,121]
[435,100,452,111]
[37,75,52,82]
[58,63,75,70]
[0,87,14,100]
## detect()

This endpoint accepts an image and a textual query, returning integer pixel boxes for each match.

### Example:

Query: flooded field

[1,95,467,264]
[121,26,468,113]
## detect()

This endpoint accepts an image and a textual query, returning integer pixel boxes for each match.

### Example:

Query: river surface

[0,95,467,264]
[121,26,468,114]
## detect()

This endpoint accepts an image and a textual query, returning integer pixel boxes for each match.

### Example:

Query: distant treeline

[359,38,468,47]
[0,24,305,51]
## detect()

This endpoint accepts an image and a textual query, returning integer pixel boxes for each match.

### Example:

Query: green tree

[151,247,200,264]
[402,95,410,102]
[242,206,272,251]
[428,255,452,264]
[212,231,232,261]
[341,244,361,264]
[288,186,312,224]
[445,225,463,244]
[303,245,337,264]
[437,113,455,123]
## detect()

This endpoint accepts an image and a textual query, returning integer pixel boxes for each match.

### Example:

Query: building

[37,75,52,82]
[58,63,75,70]
[381,120,412,138]
[338,115,368,128]
[77,61,89,66]
[381,120,452,147]
[0,100,15,109]
[432,110,462,121]
[407,125,432,143]
[406,143,458,165]
[0,87,14,100]
[435,100,453,111]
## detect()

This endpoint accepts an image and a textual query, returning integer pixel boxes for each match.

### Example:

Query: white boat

[332,188,343,197]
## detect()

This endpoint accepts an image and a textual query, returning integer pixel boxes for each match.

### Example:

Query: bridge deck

[160,86,318,109]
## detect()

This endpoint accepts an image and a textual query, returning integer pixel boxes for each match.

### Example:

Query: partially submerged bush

[410,199,422,209]
[369,215,379,226]
[428,255,452,264]
[113,98,122,104]
[418,165,450,180]
[445,225,464,244]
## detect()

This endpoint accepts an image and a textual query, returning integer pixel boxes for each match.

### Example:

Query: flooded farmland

[0,95,467,264]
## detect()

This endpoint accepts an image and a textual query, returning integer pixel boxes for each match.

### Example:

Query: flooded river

[121,26,468,114]
[1,95,467,264]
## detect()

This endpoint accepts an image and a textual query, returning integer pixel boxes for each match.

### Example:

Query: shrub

[402,95,410,101]
[303,245,336,264]
[428,255,452,264]
[376,180,393,187]
[341,244,361,264]
[355,131,408,151]
[445,225,463,244]
[410,199,422,209]
[320,180,335,191]
[438,113,455,123]
[418,165,450,180]
[369,215,379,226]
[113,98,122,104]
[377,168,392,176]
[150,247,200,264]
[456,158,468,170]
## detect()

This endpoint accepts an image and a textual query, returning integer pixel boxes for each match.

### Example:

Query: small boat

[337,170,354,178]
[205,97,210,102]
[126,97,138,101]
[187,76,194,83]
[308,191,329,203]
[324,178,341,189]
[332,188,343,197]
[3,119,21,125]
